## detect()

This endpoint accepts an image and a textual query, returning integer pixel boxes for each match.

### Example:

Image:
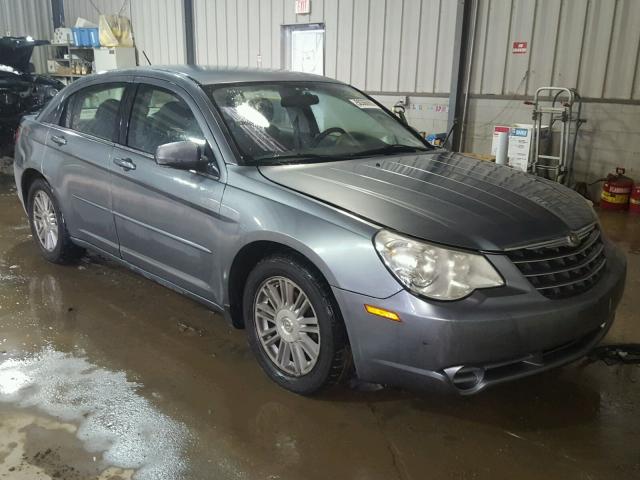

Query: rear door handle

[113,157,136,171]
[51,135,67,146]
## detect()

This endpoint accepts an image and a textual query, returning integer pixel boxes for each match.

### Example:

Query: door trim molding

[72,194,110,212]
[70,237,223,313]
[113,210,213,254]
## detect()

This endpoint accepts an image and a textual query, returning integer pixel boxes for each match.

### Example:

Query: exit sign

[295,0,310,14]
[512,41,528,54]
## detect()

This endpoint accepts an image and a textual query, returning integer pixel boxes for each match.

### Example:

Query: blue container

[78,29,90,46]
[71,27,82,46]
[71,27,99,47]
[87,28,100,47]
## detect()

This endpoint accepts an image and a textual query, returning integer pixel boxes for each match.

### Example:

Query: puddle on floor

[0,348,188,479]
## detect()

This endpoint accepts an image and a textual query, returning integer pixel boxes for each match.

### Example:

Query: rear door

[109,78,226,302]
[44,79,130,256]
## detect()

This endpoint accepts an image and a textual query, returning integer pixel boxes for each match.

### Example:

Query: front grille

[507,225,607,299]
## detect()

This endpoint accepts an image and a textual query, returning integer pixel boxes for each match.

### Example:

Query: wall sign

[295,0,311,15]
[291,27,324,75]
[512,41,528,54]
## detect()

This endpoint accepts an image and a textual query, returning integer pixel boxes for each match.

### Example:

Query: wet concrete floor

[0,173,638,479]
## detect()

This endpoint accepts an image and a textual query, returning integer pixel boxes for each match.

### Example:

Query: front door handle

[113,157,136,171]
[51,135,67,146]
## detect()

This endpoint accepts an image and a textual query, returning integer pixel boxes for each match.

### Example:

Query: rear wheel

[244,254,350,395]
[27,179,83,264]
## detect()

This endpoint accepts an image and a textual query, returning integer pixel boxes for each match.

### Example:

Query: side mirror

[155,141,202,170]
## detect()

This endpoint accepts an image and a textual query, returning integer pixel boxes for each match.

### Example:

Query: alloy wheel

[32,190,58,252]
[254,276,321,376]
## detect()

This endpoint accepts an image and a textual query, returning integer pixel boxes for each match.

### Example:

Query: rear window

[61,83,125,141]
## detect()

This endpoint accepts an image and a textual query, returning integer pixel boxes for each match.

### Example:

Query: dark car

[0,36,63,156]
[13,66,627,395]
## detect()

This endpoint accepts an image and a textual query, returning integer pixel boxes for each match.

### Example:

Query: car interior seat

[88,98,120,140]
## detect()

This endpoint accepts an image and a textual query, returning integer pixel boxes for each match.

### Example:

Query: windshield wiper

[257,152,341,164]
[256,144,430,165]
[347,144,431,157]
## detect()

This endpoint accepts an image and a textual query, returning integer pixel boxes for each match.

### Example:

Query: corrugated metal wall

[3,0,639,183]
[129,0,186,65]
[470,0,640,101]
[62,0,126,24]
[5,0,640,100]
[193,0,457,95]
[0,0,54,73]
[63,0,186,65]
[190,0,640,102]
[59,0,640,102]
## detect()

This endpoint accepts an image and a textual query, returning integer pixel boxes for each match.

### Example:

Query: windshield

[203,82,430,164]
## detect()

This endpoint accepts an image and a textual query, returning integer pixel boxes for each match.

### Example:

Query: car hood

[258,151,597,251]
[0,36,49,72]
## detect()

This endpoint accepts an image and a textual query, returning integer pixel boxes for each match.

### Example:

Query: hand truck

[524,87,586,185]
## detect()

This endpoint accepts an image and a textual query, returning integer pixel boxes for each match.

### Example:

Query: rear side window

[127,85,206,154]
[61,83,125,141]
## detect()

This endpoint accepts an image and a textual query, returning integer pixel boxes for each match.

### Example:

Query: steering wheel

[311,127,347,147]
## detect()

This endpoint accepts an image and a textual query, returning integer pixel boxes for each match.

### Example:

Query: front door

[45,81,128,256]
[109,81,225,302]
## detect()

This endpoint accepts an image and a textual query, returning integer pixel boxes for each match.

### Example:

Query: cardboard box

[508,123,551,172]
[94,47,136,72]
[488,124,551,172]
[507,125,532,172]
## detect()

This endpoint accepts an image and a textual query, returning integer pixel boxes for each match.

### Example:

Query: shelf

[46,44,95,50]
[49,73,88,78]
[46,43,96,82]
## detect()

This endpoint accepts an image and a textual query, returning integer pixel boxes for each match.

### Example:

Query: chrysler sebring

[13,66,626,395]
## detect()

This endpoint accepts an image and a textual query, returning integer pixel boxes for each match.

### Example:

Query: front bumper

[332,239,627,394]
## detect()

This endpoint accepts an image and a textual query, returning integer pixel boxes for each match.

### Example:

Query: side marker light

[364,304,401,322]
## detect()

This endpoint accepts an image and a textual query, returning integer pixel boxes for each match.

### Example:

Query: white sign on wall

[295,0,311,15]
[291,28,324,75]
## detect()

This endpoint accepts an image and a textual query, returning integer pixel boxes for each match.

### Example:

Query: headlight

[0,92,19,106]
[34,85,60,105]
[374,230,504,300]
[41,85,60,100]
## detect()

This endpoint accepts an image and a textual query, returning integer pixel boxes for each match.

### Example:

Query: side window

[127,85,206,154]
[61,84,125,141]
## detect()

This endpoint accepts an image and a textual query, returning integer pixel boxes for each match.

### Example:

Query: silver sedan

[13,66,626,395]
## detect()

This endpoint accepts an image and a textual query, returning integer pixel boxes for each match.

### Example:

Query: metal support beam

[51,0,65,29]
[184,0,195,65]
[446,0,475,152]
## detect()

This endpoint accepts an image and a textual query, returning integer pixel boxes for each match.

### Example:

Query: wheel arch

[225,238,339,329]
[20,168,48,205]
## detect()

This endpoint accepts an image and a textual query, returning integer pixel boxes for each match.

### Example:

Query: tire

[244,253,351,395]
[27,178,84,264]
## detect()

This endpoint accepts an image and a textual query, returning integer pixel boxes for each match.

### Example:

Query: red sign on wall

[512,41,528,54]
[295,0,310,14]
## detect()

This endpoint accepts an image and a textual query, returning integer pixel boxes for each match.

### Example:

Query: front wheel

[244,254,351,395]
[27,179,83,264]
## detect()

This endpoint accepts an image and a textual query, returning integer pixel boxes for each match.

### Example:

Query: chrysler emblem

[566,232,580,247]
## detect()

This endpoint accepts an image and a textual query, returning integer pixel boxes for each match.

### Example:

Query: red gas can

[630,185,640,214]
[601,168,634,210]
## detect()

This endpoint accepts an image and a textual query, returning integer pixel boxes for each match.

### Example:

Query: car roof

[106,65,344,86]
